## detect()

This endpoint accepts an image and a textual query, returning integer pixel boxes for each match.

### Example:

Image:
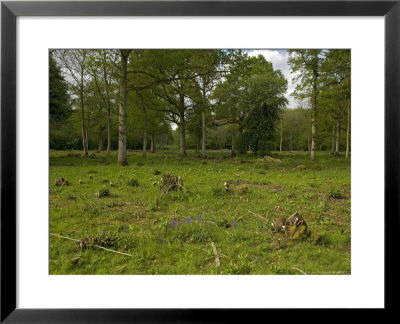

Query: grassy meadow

[49,149,351,275]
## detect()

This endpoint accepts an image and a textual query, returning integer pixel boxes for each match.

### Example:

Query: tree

[57,49,90,155]
[322,49,351,157]
[214,54,287,155]
[117,49,132,166]
[49,52,72,124]
[189,50,226,158]
[150,50,199,157]
[288,49,325,161]
[88,50,118,156]
[245,103,281,155]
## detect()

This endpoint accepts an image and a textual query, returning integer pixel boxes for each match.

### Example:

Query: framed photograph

[1,0,397,321]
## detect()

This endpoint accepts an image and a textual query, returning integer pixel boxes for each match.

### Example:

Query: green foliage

[97,187,110,198]
[328,188,344,199]
[244,103,280,156]
[49,52,72,124]
[127,178,139,187]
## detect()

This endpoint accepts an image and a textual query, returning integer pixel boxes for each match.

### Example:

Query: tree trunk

[106,106,111,156]
[307,132,310,153]
[201,86,207,158]
[103,55,112,157]
[179,95,186,157]
[80,78,88,156]
[118,50,130,166]
[346,104,350,159]
[231,131,236,156]
[151,133,156,153]
[142,99,148,158]
[335,119,340,155]
[310,67,318,161]
[280,117,283,152]
[310,100,317,161]
[331,124,335,155]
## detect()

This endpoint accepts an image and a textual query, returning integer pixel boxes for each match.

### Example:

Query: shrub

[234,185,248,195]
[328,188,344,199]
[97,187,110,198]
[127,178,139,187]
[209,187,225,197]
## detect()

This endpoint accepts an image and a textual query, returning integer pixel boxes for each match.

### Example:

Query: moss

[234,185,248,195]
[288,224,308,240]
[310,231,323,244]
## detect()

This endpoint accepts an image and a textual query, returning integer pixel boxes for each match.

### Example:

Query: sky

[247,49,298,108]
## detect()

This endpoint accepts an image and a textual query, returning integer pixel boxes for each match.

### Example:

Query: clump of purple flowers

[170,216,208,228]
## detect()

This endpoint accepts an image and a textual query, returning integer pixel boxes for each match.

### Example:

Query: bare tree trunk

[335,119,341,156]
[179,95,186,157]
[310,69,318,161]
[180,120,186,157]
[280,117,283,152]
[106,107,111,156]
[118,50,130,166]
[103,53,112,157]
[201,86,207,158]
[346,104,350,159]
[143,117,147,158]
[231,131,236,156]
[141,97,148,158]
[331,124,335,155]
[79,76,88,156]
[310,104,316,161]
[85,109,89,154]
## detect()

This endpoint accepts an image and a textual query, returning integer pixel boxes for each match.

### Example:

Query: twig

[70,256,81,263]
[92,245,132,257]
[249,210,268,221]
[50,233,132,257]
[291,267,307,275]
[211,241,220,267]
[190,245,230,259]
[50,233,79,242]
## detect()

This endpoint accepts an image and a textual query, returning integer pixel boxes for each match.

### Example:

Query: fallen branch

[50,233,132,257]
[211,241,220,267]
[70,256,81,263]
[249,210,268,221]
[291,267,307,275]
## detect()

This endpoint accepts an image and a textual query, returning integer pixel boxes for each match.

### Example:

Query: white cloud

[247,49,299,108]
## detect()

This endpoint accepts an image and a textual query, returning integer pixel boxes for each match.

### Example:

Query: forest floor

[49,149,351,275]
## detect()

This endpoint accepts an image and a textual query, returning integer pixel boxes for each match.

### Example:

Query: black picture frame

[1,0,398,322]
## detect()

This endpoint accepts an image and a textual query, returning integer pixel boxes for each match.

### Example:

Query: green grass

[49,149,351,275]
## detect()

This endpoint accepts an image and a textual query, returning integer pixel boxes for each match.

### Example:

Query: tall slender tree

[288,50,325,161]
[118,49,132,166]
[57,49,89,155]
